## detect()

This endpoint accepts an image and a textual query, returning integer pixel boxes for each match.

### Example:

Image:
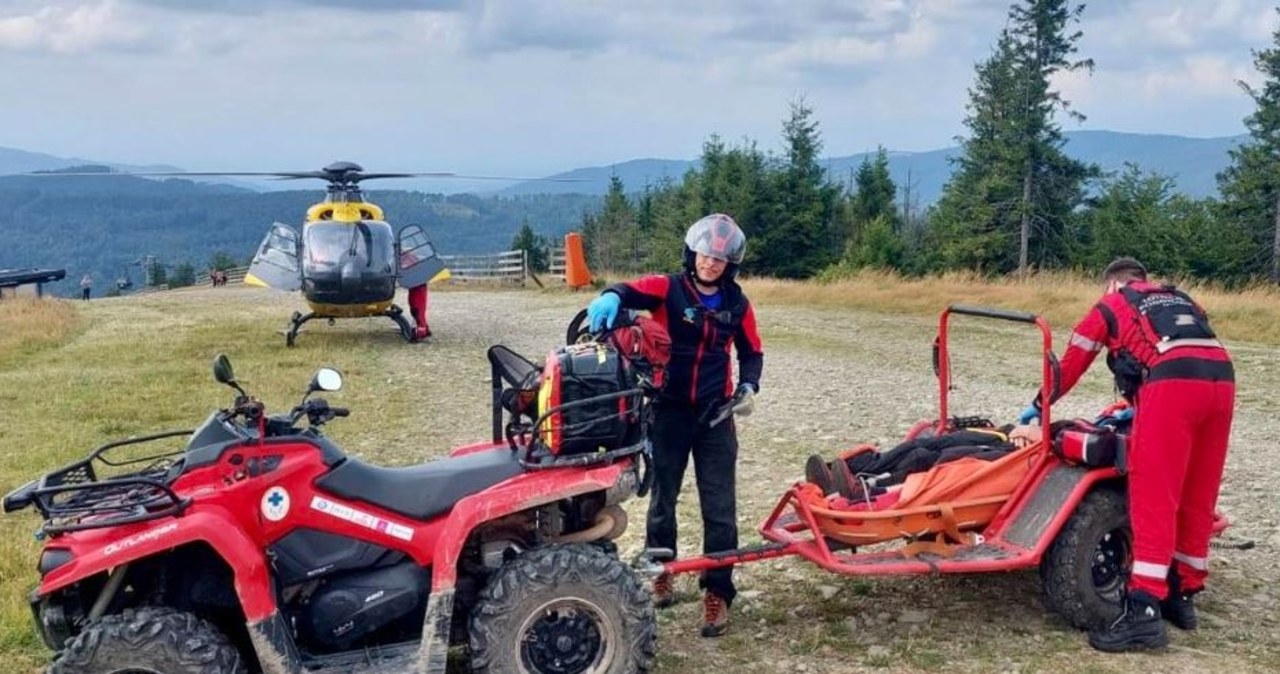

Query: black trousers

[645,402,739,604]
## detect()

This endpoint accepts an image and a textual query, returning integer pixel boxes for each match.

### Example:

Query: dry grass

[0,298,80,368]
[739,269,1280,346]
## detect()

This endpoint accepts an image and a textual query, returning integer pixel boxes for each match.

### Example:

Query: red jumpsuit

[1047,281,1234,599]
[408,285,430,339]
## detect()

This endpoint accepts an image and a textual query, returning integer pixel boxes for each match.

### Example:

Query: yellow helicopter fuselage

[301,199,395,317]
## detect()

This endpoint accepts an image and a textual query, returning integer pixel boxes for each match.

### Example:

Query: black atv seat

[315,448,525,521]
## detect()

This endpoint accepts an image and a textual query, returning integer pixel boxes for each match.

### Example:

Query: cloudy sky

[0,0,1275,178]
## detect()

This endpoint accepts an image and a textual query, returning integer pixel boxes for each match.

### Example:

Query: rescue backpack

[1106,284,1220,400]
[536,342,643,456]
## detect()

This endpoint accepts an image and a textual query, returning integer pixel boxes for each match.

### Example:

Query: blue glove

[1111,407,1134,422]
[1018,404,1040,425]
[587,293,621,332]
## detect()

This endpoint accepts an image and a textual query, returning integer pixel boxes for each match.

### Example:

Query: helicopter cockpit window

[267,226,299,258]
[305,221,395,271]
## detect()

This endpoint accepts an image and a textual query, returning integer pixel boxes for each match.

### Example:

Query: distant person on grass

[586,213,764,638]
[80,274,92,301]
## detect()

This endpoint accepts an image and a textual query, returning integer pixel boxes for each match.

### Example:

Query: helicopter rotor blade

[353,172,590,183]
[20,170,325,178]
[17,168,589,183]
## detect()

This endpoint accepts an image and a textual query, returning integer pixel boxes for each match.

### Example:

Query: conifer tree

[1218,11,1280,283]
[929,0,1095,273]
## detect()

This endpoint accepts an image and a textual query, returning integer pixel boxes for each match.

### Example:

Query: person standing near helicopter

[586,213,764,638]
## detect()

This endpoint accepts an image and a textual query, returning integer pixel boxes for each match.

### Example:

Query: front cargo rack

[4,430,192,534]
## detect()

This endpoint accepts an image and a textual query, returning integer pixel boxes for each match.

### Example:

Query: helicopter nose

[340,260,360,288]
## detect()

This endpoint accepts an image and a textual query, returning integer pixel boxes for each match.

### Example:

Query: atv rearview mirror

[213,353,247,397]
[213,353,235,385]
[311,368,343,393]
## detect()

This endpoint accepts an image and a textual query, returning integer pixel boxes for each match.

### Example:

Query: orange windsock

[563,232,593,289]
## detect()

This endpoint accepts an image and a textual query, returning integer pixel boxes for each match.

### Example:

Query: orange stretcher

[794,440,1040,552]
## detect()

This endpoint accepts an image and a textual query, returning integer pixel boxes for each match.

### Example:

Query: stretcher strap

[900,503,979,559]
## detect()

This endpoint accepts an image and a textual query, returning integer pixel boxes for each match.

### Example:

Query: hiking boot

[1162,571,1198,631]
[700,592,729,638]
[652,573,675,609]
[1088,590,1169,653]
[804,454,835,494]
[831,459,866,501]
[1161,593,1197,631]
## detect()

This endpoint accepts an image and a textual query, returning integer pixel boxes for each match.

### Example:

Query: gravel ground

[367,287,1279,674]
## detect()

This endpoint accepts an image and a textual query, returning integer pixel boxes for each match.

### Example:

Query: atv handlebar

[290,398,349,427]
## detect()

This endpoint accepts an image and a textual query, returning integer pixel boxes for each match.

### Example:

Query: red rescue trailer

[637,304,1229,629]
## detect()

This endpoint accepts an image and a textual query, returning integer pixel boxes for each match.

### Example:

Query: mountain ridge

[1,129,1248,202]
[495,130,1249,201]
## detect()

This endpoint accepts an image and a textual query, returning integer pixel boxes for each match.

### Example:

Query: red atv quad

[4,332,659,673]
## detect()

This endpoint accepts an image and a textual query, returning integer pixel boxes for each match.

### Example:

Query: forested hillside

[0,173,600,296]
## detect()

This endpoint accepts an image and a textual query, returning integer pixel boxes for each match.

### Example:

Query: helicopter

[236,161,450,346]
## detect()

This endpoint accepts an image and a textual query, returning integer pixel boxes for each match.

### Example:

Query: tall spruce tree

[1218,11,1280,283]
[581,175,639,272]
[852,148,899,229]
[929,0,1095,274]
[510,219,549,273]
[838,148,905,270]
[756,100,841,278]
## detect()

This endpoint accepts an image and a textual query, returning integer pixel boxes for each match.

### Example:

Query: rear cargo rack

[12,430,193,534]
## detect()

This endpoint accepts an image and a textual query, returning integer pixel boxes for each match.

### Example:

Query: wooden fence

[440,250,527,285]
[547,247,567,282]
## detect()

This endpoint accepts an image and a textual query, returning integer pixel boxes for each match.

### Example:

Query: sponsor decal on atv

[310,495,414,541]
[261,486,291,522]
[103,522,179,556]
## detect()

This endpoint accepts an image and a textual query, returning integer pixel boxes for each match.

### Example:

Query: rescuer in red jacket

[586,213,764,638]
[1019,257,1234,652]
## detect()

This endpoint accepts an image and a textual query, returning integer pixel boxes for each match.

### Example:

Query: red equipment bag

[604,316,672,389]
[1051,422,1121,468]
[536,342,641,456]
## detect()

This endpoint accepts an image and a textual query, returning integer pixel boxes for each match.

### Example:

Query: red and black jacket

[1043,281,1233,404]
[606,273,763,410]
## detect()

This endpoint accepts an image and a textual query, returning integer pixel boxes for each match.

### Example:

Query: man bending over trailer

[1019,257,1235,653]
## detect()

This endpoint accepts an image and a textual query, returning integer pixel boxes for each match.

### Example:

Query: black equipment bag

[536,343,641,456]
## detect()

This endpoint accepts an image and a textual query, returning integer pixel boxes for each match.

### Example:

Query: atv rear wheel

[469,543,656,674]
[51,606,245,674]
[1040,485,1131,630]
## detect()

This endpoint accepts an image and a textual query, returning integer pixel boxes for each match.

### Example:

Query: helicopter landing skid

[283,307,421,347]
[284,311,312,347]
[385,304,419,343]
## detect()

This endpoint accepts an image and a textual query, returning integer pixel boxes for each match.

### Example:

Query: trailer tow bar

[633,542,796,578]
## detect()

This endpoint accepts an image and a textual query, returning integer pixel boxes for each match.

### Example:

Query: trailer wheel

[469,543,656,674]
[1040,485,1131,630]
[52,606,245,674]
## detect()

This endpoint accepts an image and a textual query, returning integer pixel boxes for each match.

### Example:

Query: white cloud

[0,0,1271,174]
[1145,55,1253,98]
[0,1,151,54]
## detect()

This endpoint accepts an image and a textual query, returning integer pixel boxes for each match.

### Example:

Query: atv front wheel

[1040,485,1131,630]
[469,543,656,674]
[52,606,245,674]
